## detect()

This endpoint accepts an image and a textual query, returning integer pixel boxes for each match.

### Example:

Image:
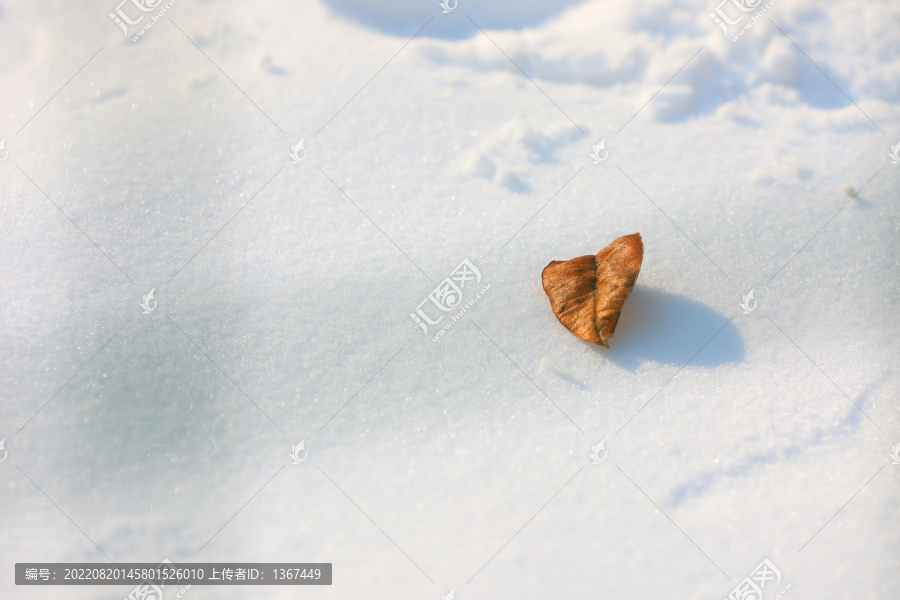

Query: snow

[0,0,898,598]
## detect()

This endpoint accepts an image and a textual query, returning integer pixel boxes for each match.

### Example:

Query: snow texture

[0,0,898,598]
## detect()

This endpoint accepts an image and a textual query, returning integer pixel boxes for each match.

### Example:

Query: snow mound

[418,0,900,120]
[322,0,588,38]
[460,119,581,191]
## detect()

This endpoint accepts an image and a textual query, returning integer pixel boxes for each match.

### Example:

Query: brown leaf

[542,233,643,347]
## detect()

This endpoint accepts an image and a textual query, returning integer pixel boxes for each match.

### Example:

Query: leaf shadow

[590,286,744,371]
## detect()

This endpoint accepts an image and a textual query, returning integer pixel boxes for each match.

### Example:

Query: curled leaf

[542,233,643,347]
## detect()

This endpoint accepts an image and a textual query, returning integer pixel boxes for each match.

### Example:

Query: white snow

[0,0,898,599]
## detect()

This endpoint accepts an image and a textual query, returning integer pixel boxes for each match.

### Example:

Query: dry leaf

[541,233,643,347]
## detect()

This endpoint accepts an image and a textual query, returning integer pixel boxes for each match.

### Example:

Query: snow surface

[0,0,898,598]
